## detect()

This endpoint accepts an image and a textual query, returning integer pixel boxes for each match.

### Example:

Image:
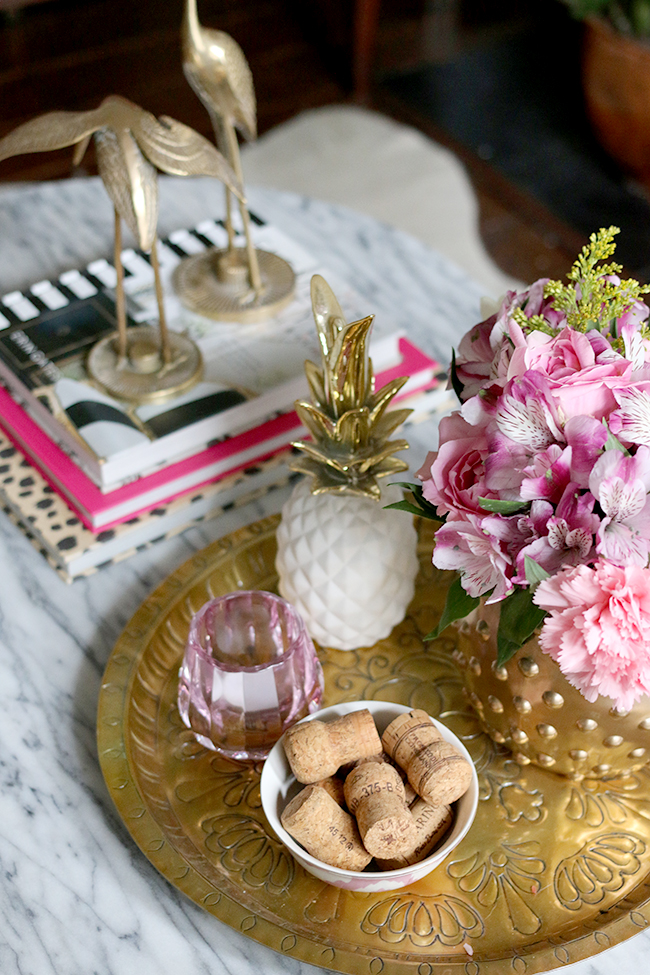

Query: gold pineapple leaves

[291,274,411,497]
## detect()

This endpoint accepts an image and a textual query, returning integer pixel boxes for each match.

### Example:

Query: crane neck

[183,0,202,50]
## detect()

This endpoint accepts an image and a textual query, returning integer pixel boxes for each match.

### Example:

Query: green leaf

[450,348,464,402]
[478,497,528,514]
[385,481,443,521]
[424,576,479,640]
[603,425,628,454]
[384,499,429,517]
[496,588,547,667]
[524,556,550,589]
[390,480,424,491]
[632,0,650,36]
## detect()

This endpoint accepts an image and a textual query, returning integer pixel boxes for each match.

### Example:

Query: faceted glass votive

[177,590,324,761]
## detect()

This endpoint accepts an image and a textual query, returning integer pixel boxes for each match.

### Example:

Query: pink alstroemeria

[515,483,598,580]
[607,278,650,364]
[495,373,564,450]
[589,446,650,566]
[519,444,572,504]
[609,383,650,447]
[502,276,566,336]
[483,373,565,497]
[507,499,554,582]
[432,514,513,602]
[484,431,530,496]
[533,560,650,710]
[619,304,650,369]
[563,415,609,487]
[516,416,607,502]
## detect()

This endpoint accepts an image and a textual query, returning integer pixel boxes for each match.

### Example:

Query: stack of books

[0,209,449,581]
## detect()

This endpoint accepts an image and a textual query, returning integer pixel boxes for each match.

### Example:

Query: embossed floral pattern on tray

[97,515,650,975]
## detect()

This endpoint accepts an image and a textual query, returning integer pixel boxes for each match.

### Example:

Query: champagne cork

[382,709,442,767]
[315,774,347,807]
[354,751,418,804]
[408,739,474,804]
[281,785,372,870]
[282,709,382,783]
[382,709,473,805]
[375,799,454,870]
[343,760,417,858]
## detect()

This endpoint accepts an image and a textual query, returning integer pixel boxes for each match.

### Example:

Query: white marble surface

[0,176,648,975]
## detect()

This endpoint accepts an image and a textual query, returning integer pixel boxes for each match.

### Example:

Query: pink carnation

[533,561,650,710]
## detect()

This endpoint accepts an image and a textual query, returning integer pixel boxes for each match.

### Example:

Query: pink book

[0,336,443,531]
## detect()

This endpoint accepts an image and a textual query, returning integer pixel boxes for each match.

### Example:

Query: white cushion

[241,104,522,298]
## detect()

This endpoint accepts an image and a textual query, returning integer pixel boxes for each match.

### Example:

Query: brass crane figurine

[174,0,295,323]
[0,95,243,403]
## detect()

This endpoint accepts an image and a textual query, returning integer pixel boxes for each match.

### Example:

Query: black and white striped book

[0,210,401,491]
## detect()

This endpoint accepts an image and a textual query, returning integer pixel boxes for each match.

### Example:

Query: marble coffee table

[0,176,647,975]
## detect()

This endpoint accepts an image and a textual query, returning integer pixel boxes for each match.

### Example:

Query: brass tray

[98,515,650,974]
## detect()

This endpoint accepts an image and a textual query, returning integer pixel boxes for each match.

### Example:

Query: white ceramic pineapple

[275,275,419,650]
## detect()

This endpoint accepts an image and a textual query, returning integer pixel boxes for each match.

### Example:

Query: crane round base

[86,326,203,404]
[172,246,296,323]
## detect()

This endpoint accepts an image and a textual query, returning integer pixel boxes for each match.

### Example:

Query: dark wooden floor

[0,0,585,285]
[0,0,352,178]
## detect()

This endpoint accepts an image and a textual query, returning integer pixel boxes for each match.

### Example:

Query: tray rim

[97,513,650,975]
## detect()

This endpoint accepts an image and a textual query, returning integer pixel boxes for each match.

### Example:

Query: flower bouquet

[400,227,650,713]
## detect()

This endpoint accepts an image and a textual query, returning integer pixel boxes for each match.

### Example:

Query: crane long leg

[224,185,235,252]
[150,238,172,365]
[224,118,262,295]
[210,114,236,252]
[113,208,128,362]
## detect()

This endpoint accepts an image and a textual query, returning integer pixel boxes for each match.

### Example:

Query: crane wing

[137,113,243,198]
[181,27,256,140]
[0,108,105,162]
[216,32,257,140]
[95,127,158,251]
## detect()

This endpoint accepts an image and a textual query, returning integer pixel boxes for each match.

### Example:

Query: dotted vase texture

[275,479,419,651]
[454,601,650,781]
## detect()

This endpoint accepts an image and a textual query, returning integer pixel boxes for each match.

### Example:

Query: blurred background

[1,0,650,287]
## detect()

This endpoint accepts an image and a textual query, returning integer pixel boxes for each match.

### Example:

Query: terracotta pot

[453,601,650,781]
[582,16,650,189]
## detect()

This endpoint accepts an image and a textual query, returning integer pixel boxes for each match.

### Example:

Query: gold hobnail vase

[453,601,650,781]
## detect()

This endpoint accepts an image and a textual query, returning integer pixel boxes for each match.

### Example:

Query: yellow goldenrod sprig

[514,227,650,339]
[511,308,555,334]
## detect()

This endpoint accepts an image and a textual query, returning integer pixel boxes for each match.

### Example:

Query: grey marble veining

[0,177,647,975]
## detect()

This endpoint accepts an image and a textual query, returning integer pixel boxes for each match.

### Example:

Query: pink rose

[533,560,650,710]
[417,412,491,518]
[508,327,630,421]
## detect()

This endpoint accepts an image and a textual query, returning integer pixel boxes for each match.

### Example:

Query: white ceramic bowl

[260,700,479,892]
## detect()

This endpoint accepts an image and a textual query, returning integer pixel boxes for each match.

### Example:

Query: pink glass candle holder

[178,590,324,761]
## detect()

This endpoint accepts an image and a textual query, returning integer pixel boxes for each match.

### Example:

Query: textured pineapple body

[275,479,418,651]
